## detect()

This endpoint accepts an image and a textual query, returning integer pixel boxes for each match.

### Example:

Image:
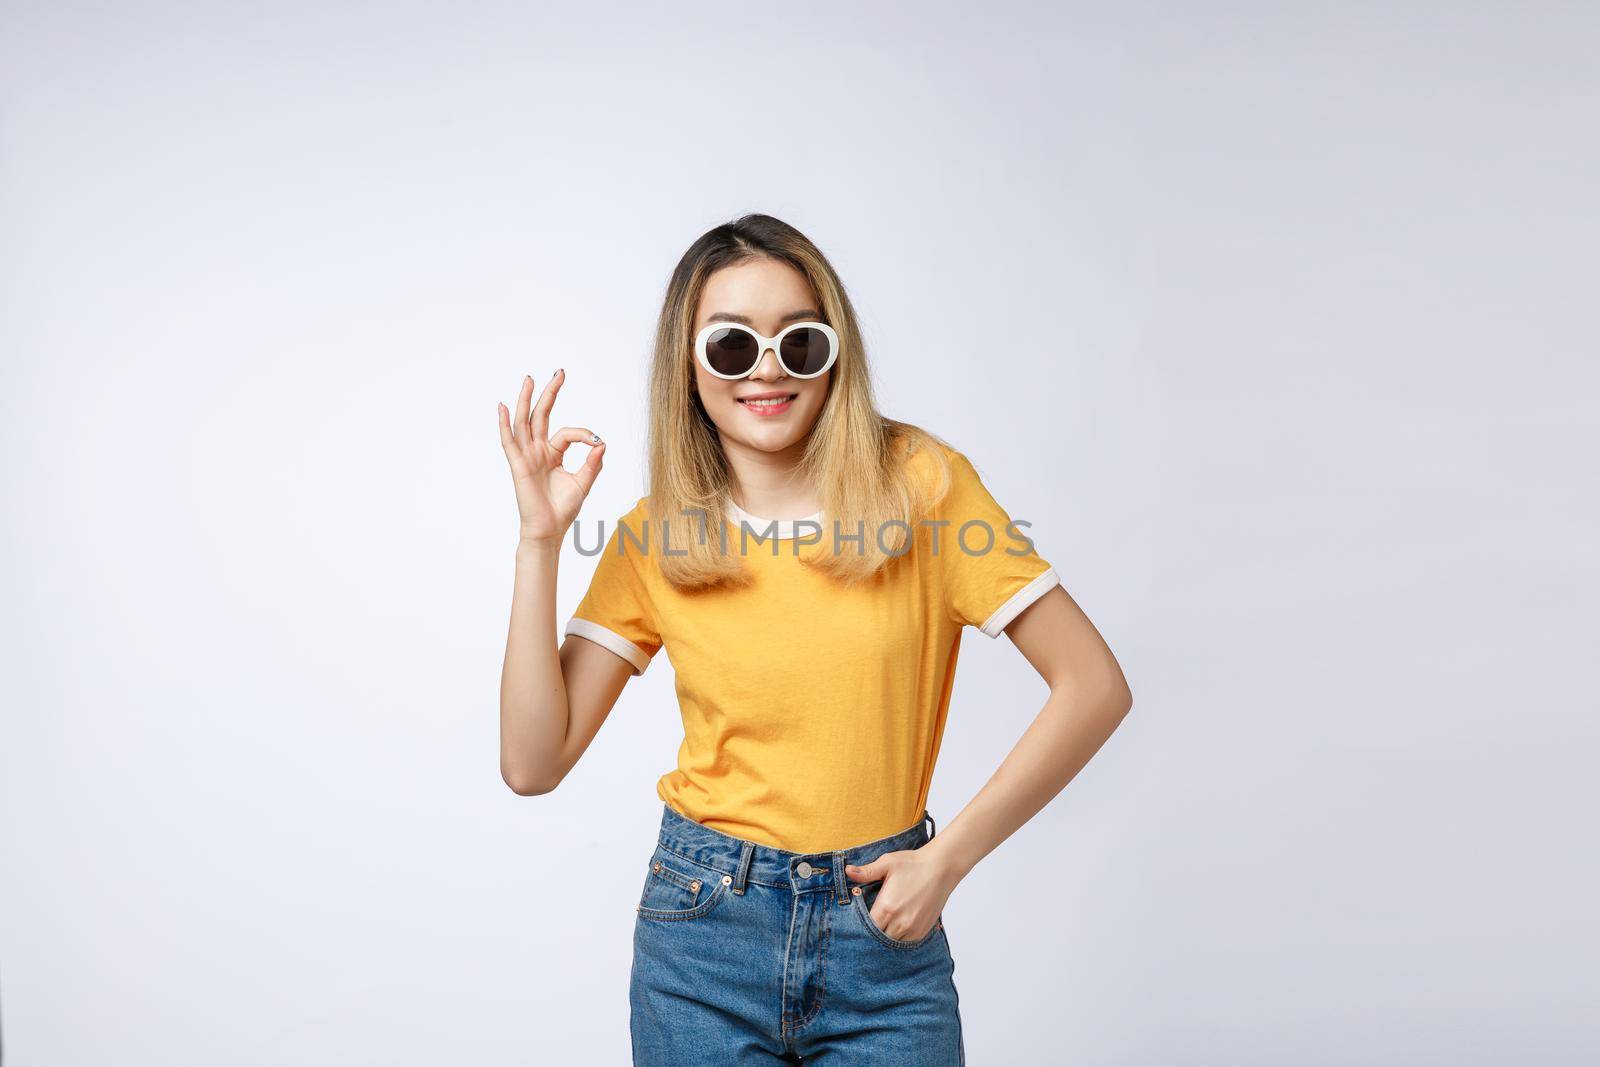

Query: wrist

[517,534,563,559]
[923,832,978,885]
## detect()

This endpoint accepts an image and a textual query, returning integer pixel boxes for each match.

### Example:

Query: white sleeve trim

[978,567,1061,638]
[564,617,652,675]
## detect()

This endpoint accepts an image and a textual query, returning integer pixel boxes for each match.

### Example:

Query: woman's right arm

[496,369,634,796]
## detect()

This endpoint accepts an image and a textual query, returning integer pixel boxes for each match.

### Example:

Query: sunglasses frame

[693,321,840,381]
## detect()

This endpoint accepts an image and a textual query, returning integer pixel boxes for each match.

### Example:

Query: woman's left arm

[844,584,1134,941]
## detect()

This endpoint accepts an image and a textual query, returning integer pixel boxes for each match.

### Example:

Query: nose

[748,342,786,382]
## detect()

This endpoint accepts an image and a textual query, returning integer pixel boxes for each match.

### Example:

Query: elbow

[1053,666,1133,721]
[1112,678,1134,719]
[501,763,561,797]
[1107,665,1134,719]
[1096,660,1133,719]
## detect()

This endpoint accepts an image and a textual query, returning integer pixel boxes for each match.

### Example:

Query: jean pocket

[852,878,943,950]
[636,846,731,921]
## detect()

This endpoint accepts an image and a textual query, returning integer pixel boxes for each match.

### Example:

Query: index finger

[530,368,563,443]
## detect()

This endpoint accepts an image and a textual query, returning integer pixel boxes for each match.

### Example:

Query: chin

[713,412,807,451]
[735,427,807,452]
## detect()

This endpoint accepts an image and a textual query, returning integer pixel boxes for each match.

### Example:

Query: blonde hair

[644,213,953,592]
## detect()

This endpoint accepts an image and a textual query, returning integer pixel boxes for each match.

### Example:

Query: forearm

[498,536,570,793]
[925,671,1133,881]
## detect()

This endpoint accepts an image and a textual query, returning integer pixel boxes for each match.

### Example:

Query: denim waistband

[653,801,938,904]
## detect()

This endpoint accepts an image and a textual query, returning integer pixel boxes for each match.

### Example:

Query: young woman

[497,214,1133,1064]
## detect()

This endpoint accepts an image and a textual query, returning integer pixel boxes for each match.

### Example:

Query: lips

[737,393,797,416]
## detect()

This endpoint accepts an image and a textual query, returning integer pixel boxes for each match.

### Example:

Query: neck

[721,435,819,519]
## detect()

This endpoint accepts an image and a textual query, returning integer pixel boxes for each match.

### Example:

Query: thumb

[844,856,888,882]
[572,438,605,496]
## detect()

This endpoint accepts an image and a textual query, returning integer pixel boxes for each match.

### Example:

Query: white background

[3,3,1594,1063]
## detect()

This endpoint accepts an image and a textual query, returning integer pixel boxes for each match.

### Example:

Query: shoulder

[896,433,981,513]
[592,496,656,560]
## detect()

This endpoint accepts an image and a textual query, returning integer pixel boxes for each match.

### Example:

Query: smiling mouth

[737,393,798,415]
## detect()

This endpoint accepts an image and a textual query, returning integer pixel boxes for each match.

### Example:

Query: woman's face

[692,258,832,455]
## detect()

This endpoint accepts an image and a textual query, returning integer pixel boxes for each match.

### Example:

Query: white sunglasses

[693,320,840,380]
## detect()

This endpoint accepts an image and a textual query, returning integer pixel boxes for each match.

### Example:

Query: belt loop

[833,851,850,905]
[732,841,754,895]
[924,808,937,841]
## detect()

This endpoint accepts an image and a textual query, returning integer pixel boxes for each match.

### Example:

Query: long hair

[645,213,953,591]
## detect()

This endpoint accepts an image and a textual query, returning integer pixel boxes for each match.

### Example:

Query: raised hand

[497,369,605,544]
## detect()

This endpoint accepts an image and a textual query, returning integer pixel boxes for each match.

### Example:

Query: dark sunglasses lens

[780,327,833,376]
[704,327,758,376]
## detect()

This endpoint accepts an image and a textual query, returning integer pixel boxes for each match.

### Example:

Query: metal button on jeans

[796,861,814,878]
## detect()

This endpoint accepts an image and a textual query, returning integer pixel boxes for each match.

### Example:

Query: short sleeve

[934,450,1061,637]
[563,505,662,675]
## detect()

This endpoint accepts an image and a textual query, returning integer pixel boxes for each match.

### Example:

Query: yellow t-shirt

[562,442,1059,854]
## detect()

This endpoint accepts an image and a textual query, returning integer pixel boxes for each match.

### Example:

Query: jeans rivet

[721,875,733,885]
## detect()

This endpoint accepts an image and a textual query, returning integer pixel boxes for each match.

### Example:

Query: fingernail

[589,433,601,443]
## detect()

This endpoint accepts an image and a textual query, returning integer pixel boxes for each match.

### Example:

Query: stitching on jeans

[789,894,832,1035]
[635,880,727,921]
[945,924,965,1066]
[653,833,933,890]
[853,885,941,950]
[648,857,704,895]
[656,839,801,889]
[656,807,931,874]
[653,841,737,883]
[662,804,923,857]
[734,842,754,894]
[779,882,798,1037]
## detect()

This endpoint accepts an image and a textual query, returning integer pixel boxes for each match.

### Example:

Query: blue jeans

[630,801,965,1065]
